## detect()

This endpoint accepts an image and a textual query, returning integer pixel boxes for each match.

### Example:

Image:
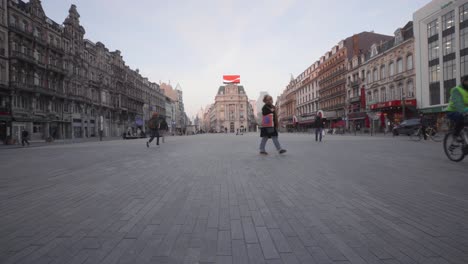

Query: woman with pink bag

[259,95,287,155]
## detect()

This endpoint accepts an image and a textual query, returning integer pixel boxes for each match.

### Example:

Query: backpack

[148,118,157,129]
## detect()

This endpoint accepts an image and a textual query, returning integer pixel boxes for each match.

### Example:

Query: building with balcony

[1,0,167,144]
[414,0,468,129]
[211,83,254,133]
[318,32,393,128]
[361,22,416,131]
[295,61,320,131]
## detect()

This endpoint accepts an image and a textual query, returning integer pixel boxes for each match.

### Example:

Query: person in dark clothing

[419,113,429,140]
[315,113,324,142]
[160,119,168,143]
[21,129,30,146]
[259,95,286,155]
[146,113,160,147]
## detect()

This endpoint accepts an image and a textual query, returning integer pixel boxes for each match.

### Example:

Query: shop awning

[347,112,367,120]
[419,106,446,113]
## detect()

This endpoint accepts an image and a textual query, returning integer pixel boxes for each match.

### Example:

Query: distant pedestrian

[160,119,169,143]
[259,95,286,155]
[21,129,30,147]
[146,113,161,148]
[99,129,103,141]
[420,113,429,140]
[315,112,324,142]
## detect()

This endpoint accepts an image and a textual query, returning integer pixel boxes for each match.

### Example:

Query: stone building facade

[360,22,416,130]
[210,83,255,133]
[0,0,167,144]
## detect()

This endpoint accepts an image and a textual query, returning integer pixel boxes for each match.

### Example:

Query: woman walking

[259,95,286,155]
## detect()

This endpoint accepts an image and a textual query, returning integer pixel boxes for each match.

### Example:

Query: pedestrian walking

[99,129,103,141]
[259,95,286,155]
[315,112,324,142]
[146,113,161,148]
[160,119,169,143]
[21,129,30,146]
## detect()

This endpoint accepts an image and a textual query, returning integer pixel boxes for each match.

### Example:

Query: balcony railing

[11,51,36,64]
[348,96,360,103]
[348,80,361,88]
[48,64,66,74]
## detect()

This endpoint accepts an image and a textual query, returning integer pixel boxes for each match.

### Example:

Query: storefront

[370,99,418,128]
[419,106,449,131]
[347,112,367,131]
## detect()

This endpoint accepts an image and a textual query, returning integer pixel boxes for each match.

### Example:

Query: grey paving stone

[1,134,467,264]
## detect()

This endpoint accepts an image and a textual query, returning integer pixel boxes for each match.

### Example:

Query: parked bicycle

[443,115,468,162]
[410,125,442,142]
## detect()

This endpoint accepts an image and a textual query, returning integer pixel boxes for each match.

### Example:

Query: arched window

[373,68,378,82]
[389,62,395,76]
[406,54,413,70]
[381,87,387,102]
[389,86,395,100]
[374,89,379,102]
[380,65,386,79]
[397,83,403,99]
[367,71,372,84]
[407,81,414,97]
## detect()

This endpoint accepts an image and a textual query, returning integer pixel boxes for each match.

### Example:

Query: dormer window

[395,28,403,44]
[370,44,378,58]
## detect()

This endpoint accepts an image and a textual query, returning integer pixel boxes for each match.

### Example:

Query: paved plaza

[0,133,467,264]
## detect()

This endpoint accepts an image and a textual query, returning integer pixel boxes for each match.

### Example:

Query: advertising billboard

[223,75,240,84]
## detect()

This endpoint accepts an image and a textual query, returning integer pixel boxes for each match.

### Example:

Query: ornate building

[318,32,392,127]
[1,0,167,144]
[210,83,255,133]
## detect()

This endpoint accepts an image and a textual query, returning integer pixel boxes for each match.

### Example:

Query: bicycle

[410,125,442,142]
[443,115,468,162]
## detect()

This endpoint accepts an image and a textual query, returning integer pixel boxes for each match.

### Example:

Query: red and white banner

[223,75,240,84]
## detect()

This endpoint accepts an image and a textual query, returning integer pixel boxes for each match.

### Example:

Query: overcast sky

[43,0,429,117]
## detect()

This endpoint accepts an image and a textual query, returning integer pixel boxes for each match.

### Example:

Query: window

[389,86,395,100]
[397,83,403,99]
[407,81,414,98]
[371,68,377,82]
[34,73,39,86]
[430,83,441,105]
[380,65,386,79]
[397,58,403,73]
[373,89,379,102]
[366,71,371,84]
[381,87,386,102]
[442,10,454,30]
[428,41,439,60]
[406,55,413,70]
[389,62,395,76]
[443,59,456,80]
[460,3,468,23]
[427,19,439,37]
[461,55,468,76]
[461,27,468,50]
[442,33,455,55]
[429,64,440,83]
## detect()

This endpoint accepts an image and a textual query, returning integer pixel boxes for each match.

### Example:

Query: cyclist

[445,75,468,140]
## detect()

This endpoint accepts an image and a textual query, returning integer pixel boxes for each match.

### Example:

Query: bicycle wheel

[443,132,465,162]
[430,129,442,142]
[410,130,422,141]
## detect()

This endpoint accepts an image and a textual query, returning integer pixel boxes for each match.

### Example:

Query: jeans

[21,138,29,146]
[148,130,160,145]
[259,136,281,152]
[447,112,465,137]
[315,128,323,141]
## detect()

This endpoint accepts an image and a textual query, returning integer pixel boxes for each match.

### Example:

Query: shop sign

[370,99,417,110]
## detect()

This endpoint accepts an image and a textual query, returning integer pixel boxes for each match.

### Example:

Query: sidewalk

[0,136,124,150]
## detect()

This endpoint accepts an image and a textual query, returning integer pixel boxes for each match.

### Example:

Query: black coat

[314,116,324,128]
[260,105,279,138]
